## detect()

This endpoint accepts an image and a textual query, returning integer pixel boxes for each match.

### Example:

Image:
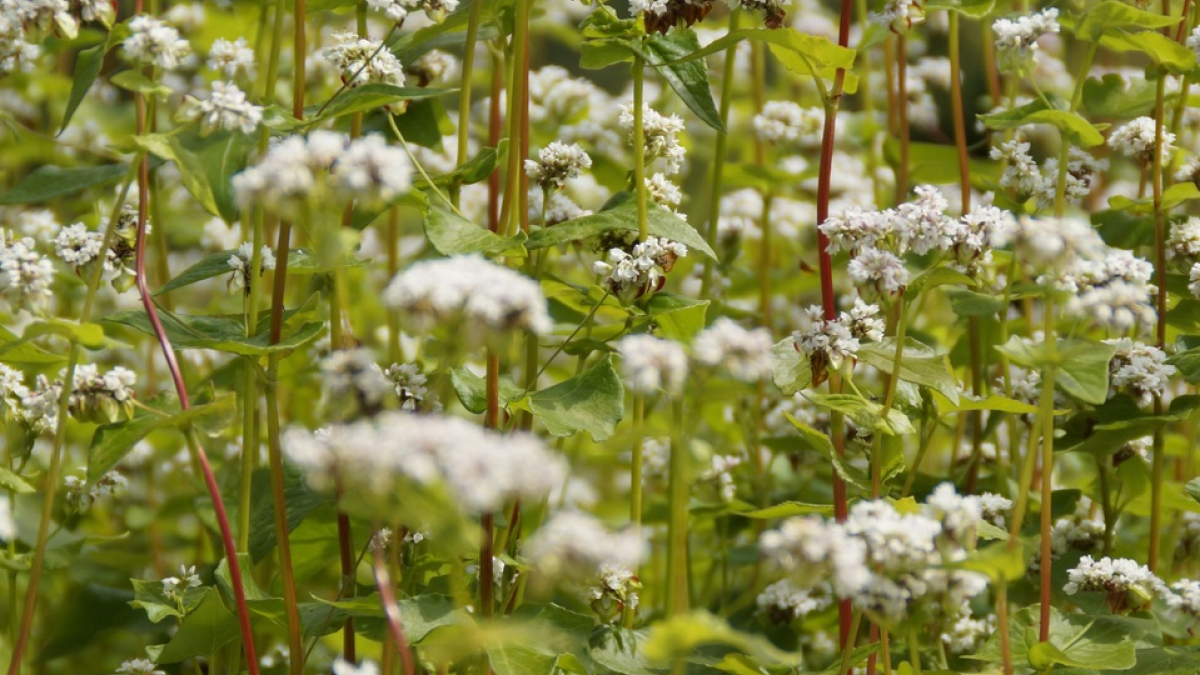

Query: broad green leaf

[883,138,1002,188]
[1082,74,1159,119]
[418,141,506,190]
[1097,31,1195,73]
[643,293,708,342]
[423,201,527,257]
[904,266,974,297]
[637,29,724,132]
[488,644,556,675]
[0,466,33,494]
[88,395,237,481]
[643,611,798,666]
[0,326,63,364]
[393,99,455,148]
[736,500,833,519]
[60,42,107,133]
[771,336,811,394]
[671,28,858,92]
[396,594,468,643]
[131,133,220,216]
[248,465,335,562]
[22,319,106,349]
[530,354,624,441]
[857,338,960,404]
[803,393,915,436]
[949,541,1024,581]
[995,336,1114,405]
[970,605,1156,669]
[0,163,128,205]
[526,192,718,260]
[111,70,173,97]
[308,84,454,125]
[157,248,370,295]
[589,627,656,675]
[1056,648,1200,675]
[156,589,241,664]
[1075,1,1180,41]
[924,0,994,18]
[102,302,324,356]
[978,97,1104,148]
[931,391,1038,416]
[946,287,1006,317]
[129,580,209,624]
[1110,182,1200,214]
[192,131,255,223]
[783,413,834,454]
[450,367,525,415]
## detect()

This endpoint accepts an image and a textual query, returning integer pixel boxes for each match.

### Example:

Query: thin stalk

[895,34,910,202]
[907,627,922,675]
[622,394,646,628]
[700,9,742,296]
[451,0,484,207]
[372,530,417,675]
[488,47,504,233]
[4,158,140,675]
[632,55,649,242]
[1036,299,1057,642]
[1150,70,1168,573]
[664,396,689,616]
[997,579,1013,675]
[758,192,773,329]
[480,512,495,618]
[1096,456,1115,555]
[1053,42,1098,217]
[837,610,864,675]
[502,0,530,238]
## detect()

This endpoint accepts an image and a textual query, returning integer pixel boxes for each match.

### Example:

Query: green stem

[1150,68,1168,573]
[837,609,864,675]
[664,396,689,616]
[622,394,645,629]
[699,9,741,297]
[907,626,922,675]
[1052,42,1098,217]
[1036,298,1058,642]
[632,54,649,243]
[452,0,484,208]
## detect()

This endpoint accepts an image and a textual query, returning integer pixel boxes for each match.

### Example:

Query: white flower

[793,305,860,383]
[384,363,432,411]
[1166,579,1200,617]
[53,222,104,267]
[319,348,393,413]
[691,317,772,382]
[226,243,276,294]
[978,493,1013,529]
[524,511,647,579]
[117,659,166,675]
[122,15,191,71]
[1063,555,1167,610]
[383,254,552,336]
[332,659,381,675]
[955,204,1013,269]
[1104,338,1175,407]
[644,173,682,210]
[699,454,742,502]
[993,8,1059,73]
[0,495,13,541]
[942,606,996,654]
[0,234,55,308]
[1170,218,1200,265]
[841,298,884,343]
[593,236,687,301]
[1189,25,1200,58]
[619,103,686,174]
[757,579,831,622]
[923,483,982,541]
[872,0,924,33]
[990,138,1042,198]
[233,133,342,217]
[323,31,405,91]
[330,134,414,205]
[182,81,262,135]
[1108,116,1174,166]
[819,206,894,255]
[207,37,255,78]
[524,141,592,191]
[848,247,908,299]
[617,334,688,394]
[201,217,242,251]
[160,564,202,600]
[898,185,959,255]
[753,101,822,147]
[629,0,669,16]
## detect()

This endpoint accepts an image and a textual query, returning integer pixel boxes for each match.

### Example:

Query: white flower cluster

[1059,250,1157,333]
[990,140,1106,208]
[122,15,192,71]
[384,363,433,411]
[757,579,831,623]
[698,454,742,502]
[233,131,413,216]
[588,562,641,622]
[53,222,103,266]
[0,230,54,309]
[117,658,165,675]
[761,486,988,624]
[367,0,458,23]
[617,334,688,394]
[0,364,56,433]
[1104,338,1176,407]
[181,81,262,135]
[64,469,128,513]
[206,37,255,78]
[992,8,1059,73]
[872,0,924,34]
[619,103,686,175]
[692,317,772,382]
[593,236,688,302]
[524,141,593,192]
[285,411,566,514]
[322,31,406,91]
[383,254,552,336]
[1108,116,1174,166]
[523,511,647,579]
[753,101,822,148]
[333,659,380,675]
[1189,25,1200,59]
[941,605,996,654]
[1030,503,1104,574]
[924,482,984,541]
[1169,217,1200,264]
[792,305,861,385]
[978,492,1013,528]
[68,364,136,424]
[1166,579,1200,617]
[161,564,202,601]
[1064,555,1167,612]
[226,242,276,294]
[319,348,393,416]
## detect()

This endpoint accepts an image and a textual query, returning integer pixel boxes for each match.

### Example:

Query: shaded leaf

[526,192,717,260]
[0,164,128,205]
[530,354,624,441]
[89,395,237,481]
[156,590,241,664]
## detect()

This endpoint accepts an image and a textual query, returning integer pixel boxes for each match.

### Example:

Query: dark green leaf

[248,465,335,562]
[638,29,723,132]
[131,133,220,216]
[978,96,1104,147]
[156,590,241,663]
[530,354,624,441]
[526,192,717,261]
[857,337,960,404]
[0,164,128,205]
[424,200,527,257]
[310,84,453,125]
[946,288,1006,317]
[102,302,324,356]
[1082,74,1160,119]
[88,395,237,481]
[644,293,708,342]
[60,43,107,133]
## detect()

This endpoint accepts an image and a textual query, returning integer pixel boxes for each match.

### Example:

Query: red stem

[372,530,417,675]
[133,93,259,673]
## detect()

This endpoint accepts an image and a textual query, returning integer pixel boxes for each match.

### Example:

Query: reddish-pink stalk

[132,92,259,674]
[815,0,854,649]
[372,530,417,675]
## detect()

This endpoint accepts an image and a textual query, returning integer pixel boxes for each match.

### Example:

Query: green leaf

[396,594,468,643]
[670,29,858,93]
[102,302,324,357]
[131,133,220,216]
[970,605,1155,670]
[156,589,241,664]
[946,287,1007,318]
[488,644,556,675]
[931,391,1038,416]
[423,200,527,257]
[643,294,708,342]
[110,70,173,97]
[527,192,717,260]
[735,500,833,519]
[904,266,974,297]
[857,338,960,404]
[1069,648,1200,675]
[1097,31,1195,73]
[0,466,33,494]
[248,465,335,562]
[589,627,657,675]
[529,354,624,441]
[157,248,370,295]
[771,336,810,395]
[949,542,1025,581]
[1110,182,1200,214]
[308,84,454,125]
[191,131,255,223]
[783,412,834,454]
[1082,74,1160,119]
[450,367,525,415]
[643,611,798,666]
[88,395,237,481]
[995,336,1114,405]
[129,579,209,624]
[393,99,455,148]
[22,319,106,349]
[923,0,994,18]
[803,393,916,436]
[638,29,723,132]
[1075,1,1180,41]
[0,163,128,205]
[60,42,107,133]
[0,326,63,365]
[883,138,1002,188]
[978,96,1104,148]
